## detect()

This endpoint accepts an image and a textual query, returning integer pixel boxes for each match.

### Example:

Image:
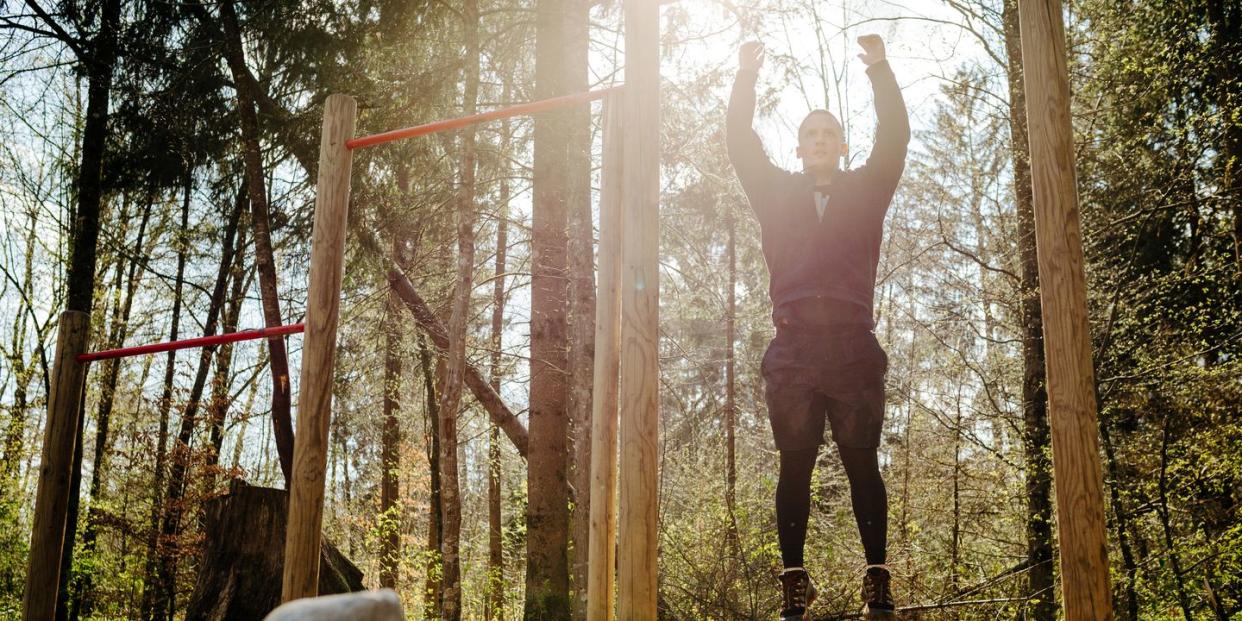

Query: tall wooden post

[618,0,660,617]
[23,310,91,621]
[1017,1,1113,618]
[282,93,357,602]
[587,97,624,621]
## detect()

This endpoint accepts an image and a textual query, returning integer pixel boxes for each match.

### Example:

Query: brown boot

[862,566,896,619]
[778,567,817,620]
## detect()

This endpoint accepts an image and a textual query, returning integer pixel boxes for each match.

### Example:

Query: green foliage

[1,0,1239,617]
[0,479,28,614]
[1074,0,1242,615]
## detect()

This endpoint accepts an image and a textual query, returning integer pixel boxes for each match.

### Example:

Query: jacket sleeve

[857,60,911,196]
[727,68,783,214]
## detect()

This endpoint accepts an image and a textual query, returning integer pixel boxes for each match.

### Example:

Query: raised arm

[856,35,911,193]
[727,42,783,203]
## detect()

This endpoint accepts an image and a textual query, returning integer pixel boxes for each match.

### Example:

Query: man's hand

[739,41,765,72]
[856,34,885,66]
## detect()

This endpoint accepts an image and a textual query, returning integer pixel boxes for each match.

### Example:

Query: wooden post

[1016,1,1113,618]
[23,310,91,621]
[282,93,357,602]
[587,96,624,621]
[618,0,660,616]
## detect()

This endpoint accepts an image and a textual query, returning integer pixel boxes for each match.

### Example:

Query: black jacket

[726,60,910,327]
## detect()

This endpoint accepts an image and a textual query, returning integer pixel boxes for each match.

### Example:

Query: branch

[936,215,1020,282]
[186,0,317,174]
[386,268,530,457]
[0,261,52,397]
[21,0,85,59]
[354,225,530,456]
[0,16,63,42]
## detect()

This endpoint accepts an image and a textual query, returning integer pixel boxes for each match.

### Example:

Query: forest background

[0,0,1239,619]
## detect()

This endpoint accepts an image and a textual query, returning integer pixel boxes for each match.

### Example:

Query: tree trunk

[951,396,962,593]
[1204,2,1242,267]
[154,190,245,619]
[49,0,121,613]
[486,107,513,621]
[233,371,262,472]
[564,2,595,617]
[1099,417,1139,621]
[418,335,442,620]
[207,230,253,469]
[59,200,118,621]
[528,0,572,615]
[1158,415,1193,621]
[64,0,119,316]
[1001,2,1055,617]
[141,170,194,620]
[379,241,403,590]
[73,195,154,620]
[725,211,737,537]
[437,4,480,616]
[218,0,295,484]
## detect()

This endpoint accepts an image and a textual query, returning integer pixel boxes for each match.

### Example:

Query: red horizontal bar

[78,323,305,363]
[346,85,622,150]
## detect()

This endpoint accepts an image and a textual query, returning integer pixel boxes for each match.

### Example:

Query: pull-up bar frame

[346,86,620,150]
[20,83,627,618]
[283,84,632,604]
[23,0,1113,615]
[77,323,305,363]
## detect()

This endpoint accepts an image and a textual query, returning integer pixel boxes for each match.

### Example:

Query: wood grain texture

[587,97,623,621]
[1016,1,1114,618]
[282,93,356,602]
[23,310,91,621]
[618,0,660,617]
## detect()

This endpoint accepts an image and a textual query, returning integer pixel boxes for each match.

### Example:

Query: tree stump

[186,480,364,620]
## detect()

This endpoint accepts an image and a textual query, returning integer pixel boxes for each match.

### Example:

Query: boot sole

[779,594,816,621]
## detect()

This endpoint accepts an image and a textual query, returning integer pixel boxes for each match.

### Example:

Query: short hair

[798,109,842,139]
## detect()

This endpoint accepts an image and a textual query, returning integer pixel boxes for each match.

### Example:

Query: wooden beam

[587,96,624,621]
[282,93,357,602]
[618,0,660,616]
[23,310,91,621]
[1016,1,1113,618]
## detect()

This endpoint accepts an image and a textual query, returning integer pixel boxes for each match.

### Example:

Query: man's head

[796,110,847,176]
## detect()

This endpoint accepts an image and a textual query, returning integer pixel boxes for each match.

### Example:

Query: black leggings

[777,445,887,567]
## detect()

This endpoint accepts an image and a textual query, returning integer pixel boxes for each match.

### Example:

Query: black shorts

[761,325,888,451]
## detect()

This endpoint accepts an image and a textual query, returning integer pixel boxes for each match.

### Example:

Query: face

[796,112,846,172]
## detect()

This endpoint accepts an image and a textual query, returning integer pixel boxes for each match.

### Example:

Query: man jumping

[726,34,909,620]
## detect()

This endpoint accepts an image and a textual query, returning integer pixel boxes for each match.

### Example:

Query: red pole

[77,323,304,363]
[346,86,621,150]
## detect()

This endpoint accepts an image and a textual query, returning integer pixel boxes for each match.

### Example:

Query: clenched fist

[856,34,885,66]
[739,41,765,72]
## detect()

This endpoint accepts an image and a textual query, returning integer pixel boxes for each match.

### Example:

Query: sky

[661,0,995,172]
